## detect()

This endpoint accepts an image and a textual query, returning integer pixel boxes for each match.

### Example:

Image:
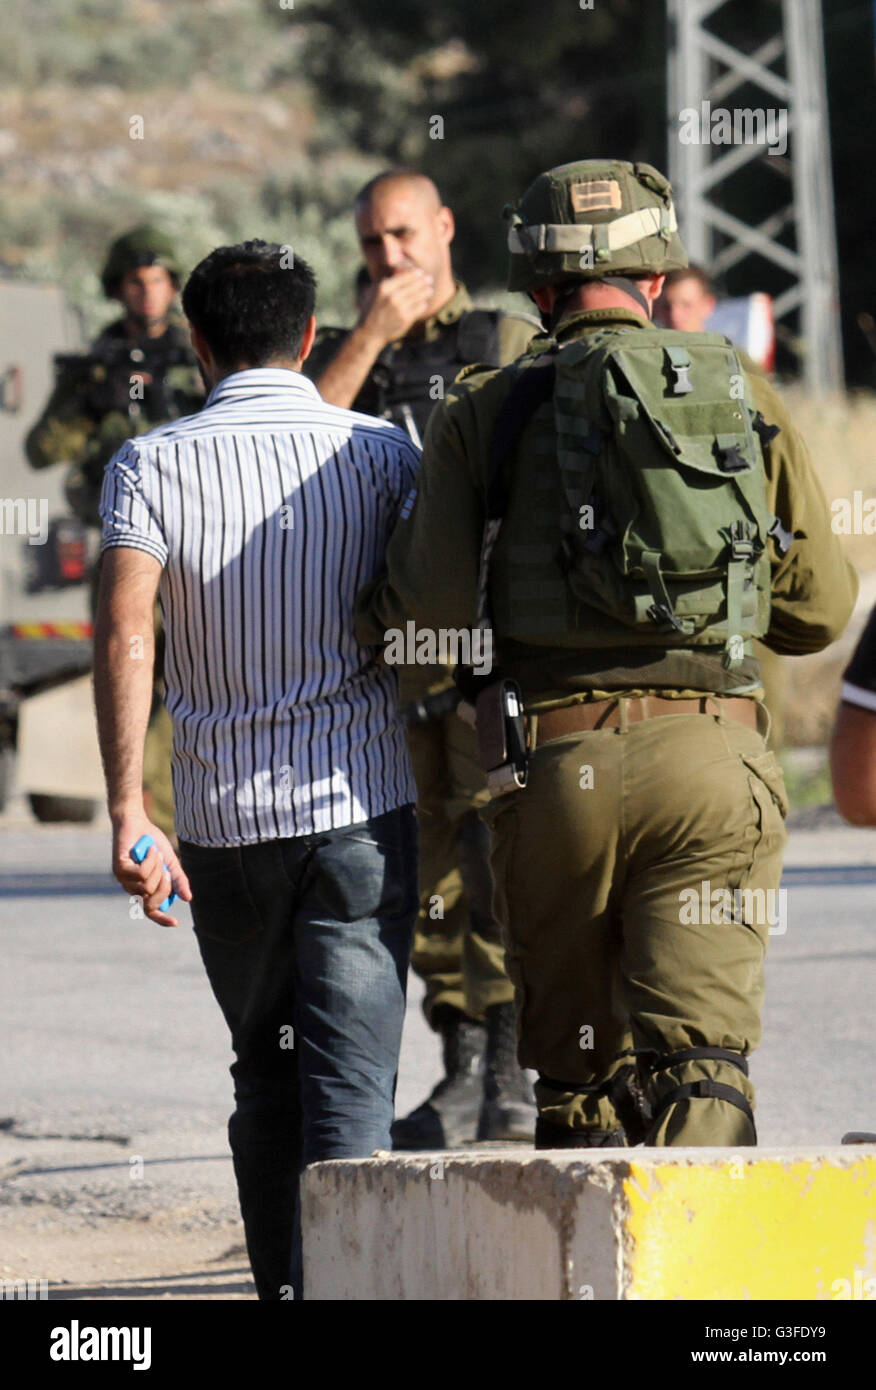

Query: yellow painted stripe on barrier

[623,1156,876,1300]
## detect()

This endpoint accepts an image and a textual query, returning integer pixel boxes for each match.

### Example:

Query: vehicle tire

[0,743,14,814]
[29,793,96,824]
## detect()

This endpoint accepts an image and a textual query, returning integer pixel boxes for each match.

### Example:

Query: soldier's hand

[363,269,435,346]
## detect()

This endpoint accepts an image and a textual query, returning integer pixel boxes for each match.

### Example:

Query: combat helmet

[505,159,687,298]
[100,225,182,299]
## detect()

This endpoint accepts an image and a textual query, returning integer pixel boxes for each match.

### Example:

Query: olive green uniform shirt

[427,282,538,360]
[306,281,538,392]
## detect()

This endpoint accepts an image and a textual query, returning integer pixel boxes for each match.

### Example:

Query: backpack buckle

[752,410,781,446]
[664,345,693,395]
[671,363,693,395]
[767,515,795,557]
[729,520,755,561]
[717,443,748,473]
[646,602,685,633]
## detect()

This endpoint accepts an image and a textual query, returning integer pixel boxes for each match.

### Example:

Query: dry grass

[0,82,314,196]
[781,386,876,573]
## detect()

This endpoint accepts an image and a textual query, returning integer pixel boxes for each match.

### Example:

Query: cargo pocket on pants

[739,751,789,821]
[734,751,789,943]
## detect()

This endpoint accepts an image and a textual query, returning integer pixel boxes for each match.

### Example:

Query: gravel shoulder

[2,1204,253,1300]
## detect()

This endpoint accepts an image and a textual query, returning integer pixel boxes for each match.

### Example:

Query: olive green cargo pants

[482,706,788,1145]
[407,708,514,1027]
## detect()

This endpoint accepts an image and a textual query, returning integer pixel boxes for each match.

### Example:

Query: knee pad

[645,1046,755,1137]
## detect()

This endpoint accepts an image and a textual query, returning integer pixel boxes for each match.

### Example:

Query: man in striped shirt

[93,241,420,1300]
[831,603,876,825]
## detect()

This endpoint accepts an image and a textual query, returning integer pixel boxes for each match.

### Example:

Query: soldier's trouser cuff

[534,1117,626,1149]
[534,1059,633,1136]
[418,977,468,1031]
[465,978,515,1018]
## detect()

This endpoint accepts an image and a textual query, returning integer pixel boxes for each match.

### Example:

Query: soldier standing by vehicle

[357,159,858,1148]
[307,169,539,1147]
[26,226,203,836]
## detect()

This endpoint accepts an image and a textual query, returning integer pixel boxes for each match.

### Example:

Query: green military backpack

[480,327,789,670]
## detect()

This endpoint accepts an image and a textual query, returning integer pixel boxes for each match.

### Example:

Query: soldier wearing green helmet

[505,159,687,299]
[99,223,183,298]
[26,225,203,838]
[357,159,857,1148]
[27,224,202,524]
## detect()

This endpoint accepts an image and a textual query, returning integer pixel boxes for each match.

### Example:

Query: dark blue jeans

[179,804,418,1301]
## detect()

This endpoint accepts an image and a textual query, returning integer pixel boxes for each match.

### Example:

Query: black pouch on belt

[473,678,529,796]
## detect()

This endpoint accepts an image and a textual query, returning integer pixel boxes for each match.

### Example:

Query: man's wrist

[110,798,146,825]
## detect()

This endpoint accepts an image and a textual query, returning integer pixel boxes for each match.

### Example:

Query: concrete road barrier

[302,1148,876,1300]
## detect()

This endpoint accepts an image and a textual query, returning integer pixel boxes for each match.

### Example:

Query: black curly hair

[182,239,316,369]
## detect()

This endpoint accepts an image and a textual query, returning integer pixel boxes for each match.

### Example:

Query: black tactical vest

[312,309,504,443]
[84,320,201,422]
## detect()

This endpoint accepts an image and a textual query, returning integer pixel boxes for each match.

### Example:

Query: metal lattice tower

[667,0,843,392]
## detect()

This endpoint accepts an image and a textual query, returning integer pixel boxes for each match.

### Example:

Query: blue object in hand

[130,834,178,912]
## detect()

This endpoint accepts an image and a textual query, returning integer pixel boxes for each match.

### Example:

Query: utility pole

[666,0,843,393]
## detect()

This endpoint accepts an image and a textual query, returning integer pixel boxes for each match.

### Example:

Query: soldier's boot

[534,1116,626,1149]
[478,1002,538,1142]
[391,1005,486,1150]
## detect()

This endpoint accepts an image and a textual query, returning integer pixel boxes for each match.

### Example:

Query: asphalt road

[1,796,874,1293]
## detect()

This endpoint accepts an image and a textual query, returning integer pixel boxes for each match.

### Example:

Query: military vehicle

[0,274,103,821]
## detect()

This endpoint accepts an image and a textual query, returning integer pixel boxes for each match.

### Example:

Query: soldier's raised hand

[363,269,435,347]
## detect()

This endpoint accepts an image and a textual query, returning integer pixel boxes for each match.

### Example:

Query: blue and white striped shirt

[99,367,419,847]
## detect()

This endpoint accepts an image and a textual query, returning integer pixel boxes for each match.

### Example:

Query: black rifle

[52,340,197,421]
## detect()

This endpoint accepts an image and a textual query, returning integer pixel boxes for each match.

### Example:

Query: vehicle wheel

[29,793,96,824]
[0,744,14,813]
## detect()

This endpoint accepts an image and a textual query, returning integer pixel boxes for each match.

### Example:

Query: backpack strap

[474,353,558,632]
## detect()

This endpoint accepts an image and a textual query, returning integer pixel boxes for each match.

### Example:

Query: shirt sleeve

[750,375,859,655]
[99,440,169,568]
[841,603,876,711]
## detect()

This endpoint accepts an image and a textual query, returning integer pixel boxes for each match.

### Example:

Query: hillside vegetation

[0,0,660,330]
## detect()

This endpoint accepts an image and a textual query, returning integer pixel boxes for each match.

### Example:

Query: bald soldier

[306,170,539,1147]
